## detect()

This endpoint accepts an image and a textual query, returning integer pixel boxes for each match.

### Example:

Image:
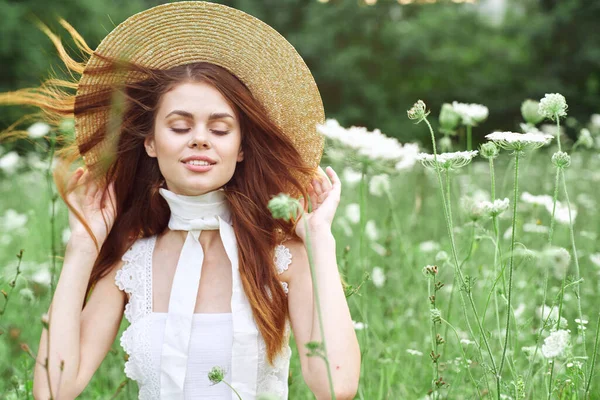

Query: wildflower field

[1,96,600,399]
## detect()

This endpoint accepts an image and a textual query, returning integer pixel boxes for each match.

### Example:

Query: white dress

[115,234,294,399]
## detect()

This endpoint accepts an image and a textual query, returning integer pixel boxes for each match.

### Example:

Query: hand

[65,167,117,247]
[295,166,341,242]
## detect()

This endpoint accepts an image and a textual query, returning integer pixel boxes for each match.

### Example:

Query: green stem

[221,380,243,400]
[467,124,473,180]
[441,317,482,398]
[423,118,495,394]
[303,217,336,400]
[585,311,600,397]
[555,115,562,152]
[45,130,57,295]
[428,278,439,399]
[384,188,405,257]
[560,168,587,376]
[547,274,567,400]
[525,164,561,390]
[498,152,520,380]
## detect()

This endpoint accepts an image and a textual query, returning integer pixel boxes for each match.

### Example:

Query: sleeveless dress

[114,234,294,399]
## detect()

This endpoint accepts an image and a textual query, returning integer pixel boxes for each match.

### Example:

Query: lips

[181,155,217,164]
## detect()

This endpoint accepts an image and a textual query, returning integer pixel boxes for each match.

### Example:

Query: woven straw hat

[75,1,324,185]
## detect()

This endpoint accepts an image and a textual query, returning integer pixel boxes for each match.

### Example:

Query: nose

[188,127,211,149]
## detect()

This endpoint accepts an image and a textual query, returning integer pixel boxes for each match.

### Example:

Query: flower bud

[520,99,544,125]
[208,366,226,385]
[267,193,299,222]
[439,103,461,132]
[407,100,430,123]
[430,308,441,324]
[552,151,571,169]
[576,128,594,149]
[422,265,438,277]
[479,142,499,159]
[538,93,568,121]
[439,136,453,152]
[435,250,449,263]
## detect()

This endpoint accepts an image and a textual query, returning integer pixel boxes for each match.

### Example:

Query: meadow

[1,96,599,399]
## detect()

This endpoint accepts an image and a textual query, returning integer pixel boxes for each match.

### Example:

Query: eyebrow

[164,110,235,121]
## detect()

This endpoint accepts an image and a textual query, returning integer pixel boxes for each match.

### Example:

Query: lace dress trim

[115,235,293,399]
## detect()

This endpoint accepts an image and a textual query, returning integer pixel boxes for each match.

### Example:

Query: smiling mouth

[182,160,216,166]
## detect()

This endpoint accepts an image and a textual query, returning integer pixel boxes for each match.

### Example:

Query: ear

[237,147,244,162]
[144,136,157,158]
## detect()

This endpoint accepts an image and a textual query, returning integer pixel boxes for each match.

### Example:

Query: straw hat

[75,1,324,186]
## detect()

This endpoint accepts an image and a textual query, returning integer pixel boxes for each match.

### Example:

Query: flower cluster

[521,99,544,125]
[485,131,553,153]
[541,329,571,359]
[538,93,568,121]
[407,100,430,123]
[451,101,489,126]
[417,150,478,171]
[478,198,510,217]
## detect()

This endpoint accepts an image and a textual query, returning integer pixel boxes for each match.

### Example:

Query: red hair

[0,20,314,365]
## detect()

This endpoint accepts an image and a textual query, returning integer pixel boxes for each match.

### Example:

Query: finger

[309,191,318,212]
[326,166,341,196]
[66,167,84,193]
[86,178,99,198]
[317,166,332,190]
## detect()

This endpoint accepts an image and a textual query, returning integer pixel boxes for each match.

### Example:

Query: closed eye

[170,128,229,135]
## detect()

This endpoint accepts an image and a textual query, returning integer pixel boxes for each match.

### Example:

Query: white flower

[342,167,362,185]
[371,266,386,288]
[541,329,570,358]
[576,128,594,149]
[353,320,368,330]
[523,223,549,234]
[27,122,51,139]
[394,143,420,171]
[485,131,553,152]
[521,192,554,208]
[547,201,577,225]
[369,174,390,197]
[365,220,379,241]
[590,253,600,268]
[419,241,440,253]
[538,93,568,121]
[543,247,571,280]
[2,209,28,230]
[591,114,600,128]
[32,269,52,286]
[406,349,423,356]
[317,119,407,161]
[452,101,489,125]
[417,150,478,170]
[0,151,20,174]
[478,198,510,217]
[345,203,360,224]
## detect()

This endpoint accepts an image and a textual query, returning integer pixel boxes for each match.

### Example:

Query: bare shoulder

[275,237,308,286]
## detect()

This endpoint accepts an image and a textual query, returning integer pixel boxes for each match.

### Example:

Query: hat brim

[75,1,324,188]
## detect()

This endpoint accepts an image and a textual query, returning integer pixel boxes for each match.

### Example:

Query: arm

[287,235,360,400]
[33,241,126,400]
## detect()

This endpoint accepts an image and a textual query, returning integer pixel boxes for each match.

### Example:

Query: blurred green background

[1,0,599,146]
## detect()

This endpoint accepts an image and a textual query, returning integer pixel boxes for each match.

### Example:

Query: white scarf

[158,187,259,399]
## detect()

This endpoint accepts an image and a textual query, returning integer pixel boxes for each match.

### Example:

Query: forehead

[159,81,234,115]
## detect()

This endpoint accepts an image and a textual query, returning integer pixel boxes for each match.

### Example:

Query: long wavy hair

[0,20,314,365]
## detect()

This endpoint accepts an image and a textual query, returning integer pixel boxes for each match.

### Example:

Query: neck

[158,187,232,247]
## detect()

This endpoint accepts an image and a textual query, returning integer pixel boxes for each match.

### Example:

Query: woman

[1,2,360,399]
